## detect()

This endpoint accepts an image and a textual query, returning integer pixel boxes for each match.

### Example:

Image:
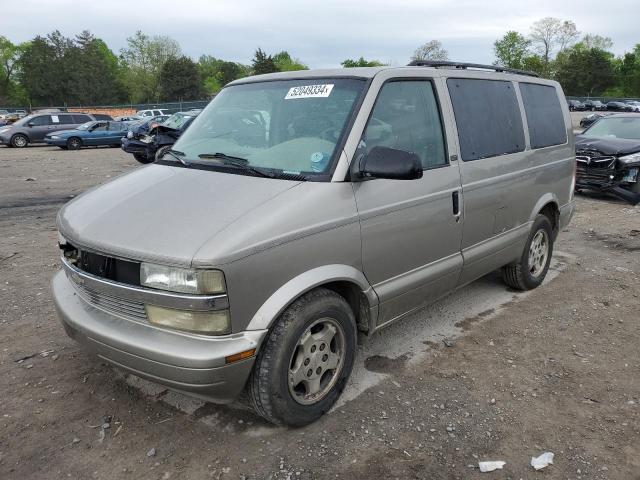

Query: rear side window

[361,80,447,169]
[58,114,75,124]
[447,78,525,161]
[29,115,51,126]
[519,83,567,148]
[73,114,91,123]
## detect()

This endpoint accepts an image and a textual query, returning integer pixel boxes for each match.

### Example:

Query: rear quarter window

[519,83,567,148]
[446,78,525,161]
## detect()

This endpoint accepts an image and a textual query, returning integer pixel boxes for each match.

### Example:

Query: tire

[10,134,28,148]
[133,152,154,164]
[58,146,68,150]
[66,137,82,150]
[155,145,171,161]
[628,179,640,194]
[248,288,357,426]
[502,214,554,291]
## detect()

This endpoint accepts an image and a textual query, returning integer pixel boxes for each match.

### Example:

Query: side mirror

[356,146,423,181]
[27,121,34,128]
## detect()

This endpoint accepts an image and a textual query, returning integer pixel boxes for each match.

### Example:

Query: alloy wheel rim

[14,136,26,147]
[288,318,345,405]
[528,229,549,277]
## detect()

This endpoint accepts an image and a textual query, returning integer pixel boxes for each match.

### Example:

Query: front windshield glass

[77,122,95,131]
[163,113,192,129]
[583,117,640,140]
[174,78,366,176]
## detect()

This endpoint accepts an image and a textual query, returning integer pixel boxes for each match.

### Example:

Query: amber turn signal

[225,349,256,364]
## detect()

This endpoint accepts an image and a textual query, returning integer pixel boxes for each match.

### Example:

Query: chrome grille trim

[72,281,148,320]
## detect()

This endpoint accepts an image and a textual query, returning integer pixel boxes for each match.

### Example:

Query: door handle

[452,191,461,221]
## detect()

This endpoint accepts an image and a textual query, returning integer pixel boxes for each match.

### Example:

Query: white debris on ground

[531,451,555,470]
[478,460,506,472]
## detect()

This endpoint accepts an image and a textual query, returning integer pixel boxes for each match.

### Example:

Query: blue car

[45,121,130,150]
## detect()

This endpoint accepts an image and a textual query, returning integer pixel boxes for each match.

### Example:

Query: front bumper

[0,133,9,145]
[52,270,267,403]
[45,138,65,146]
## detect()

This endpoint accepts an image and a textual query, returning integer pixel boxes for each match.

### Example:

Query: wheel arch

[245,265,378,334]
[11,132,30,144]
[529,194,560,239]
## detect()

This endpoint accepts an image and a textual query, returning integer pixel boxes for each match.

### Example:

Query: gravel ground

[0,144,639,480]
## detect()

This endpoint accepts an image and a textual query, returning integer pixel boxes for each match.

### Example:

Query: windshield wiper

[161,148,189,166]
[197,152,275,178]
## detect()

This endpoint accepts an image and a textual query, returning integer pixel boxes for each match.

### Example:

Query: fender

[246,264,378,331]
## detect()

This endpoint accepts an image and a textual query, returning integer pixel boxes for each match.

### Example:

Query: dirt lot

[1,144,639,480]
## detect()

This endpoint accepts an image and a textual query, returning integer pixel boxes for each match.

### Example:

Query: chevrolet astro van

[53,61,575,426]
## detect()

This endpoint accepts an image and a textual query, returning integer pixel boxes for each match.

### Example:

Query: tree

[581,34,613,51]
[494,31,531,70]
[555,46,615,96]
[0,36,24,104]
[19,35,59,105]
[411,40,449,62]
[529,17,579,76]
[273,51,307,71]
[198,55,249,95]
[251,48,277,75]
[341,57,385,68]
[120,31,181,102]
[159,56,202,101]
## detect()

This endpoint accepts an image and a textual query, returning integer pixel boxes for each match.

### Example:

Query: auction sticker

[285,84,334,99]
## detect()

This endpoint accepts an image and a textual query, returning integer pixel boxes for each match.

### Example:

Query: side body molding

[245,265,378,331]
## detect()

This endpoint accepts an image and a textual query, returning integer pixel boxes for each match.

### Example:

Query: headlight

[50,135,59,139]
[618,152,640,166]
[0,127,10,133]
[127,131,133,139]
[140,263,226,294]
[140,135,153,144]
[145,305,230,335]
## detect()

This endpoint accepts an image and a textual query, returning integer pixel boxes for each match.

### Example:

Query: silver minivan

[53,62,575,426]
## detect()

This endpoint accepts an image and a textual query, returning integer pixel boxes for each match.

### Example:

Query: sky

[2,0,639,68]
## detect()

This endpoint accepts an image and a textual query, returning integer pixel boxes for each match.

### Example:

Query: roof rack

[407,60,539,78]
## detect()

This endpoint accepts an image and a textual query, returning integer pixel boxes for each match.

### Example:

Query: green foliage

[273,51,307,71]
[494,31,531,70]
[555,46,615,96]
[159,56,202,101]
[252,48,278,75]
[120,31,182,103]
[341,57,385,68]
[0,36,25,104]
[198,55,249,95]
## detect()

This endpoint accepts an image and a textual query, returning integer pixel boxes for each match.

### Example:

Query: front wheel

[133,152,154,164]
[502,214,554,290]
[66,137,82,150]
[11,134,28,148]
[248,288,356,426]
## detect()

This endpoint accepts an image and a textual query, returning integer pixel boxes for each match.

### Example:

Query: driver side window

[361,80,447,169]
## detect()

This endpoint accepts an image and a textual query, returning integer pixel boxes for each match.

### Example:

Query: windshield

[163,113,192,129]
[174,78,366,177]
[77,122,95,131]
[583,117,640,140]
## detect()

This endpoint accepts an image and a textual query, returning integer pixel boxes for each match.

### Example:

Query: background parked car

[583,99,606,111]
[568,99,586,111]
[606,101,633,112]
[114,115,141,122]
[135,108,169,118]
[125,115,170,140]
[624,100,640,112]
[0,112,105,147]
[122,111,199,163]
[44,120,130,150]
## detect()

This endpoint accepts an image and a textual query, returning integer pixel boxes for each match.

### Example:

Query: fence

[0,100,211,117]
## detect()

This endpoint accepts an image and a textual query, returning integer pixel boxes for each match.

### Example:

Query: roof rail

[407,60,539,78]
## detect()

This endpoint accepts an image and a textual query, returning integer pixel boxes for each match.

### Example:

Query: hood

[575,135,640,156]
[57,164,301,267]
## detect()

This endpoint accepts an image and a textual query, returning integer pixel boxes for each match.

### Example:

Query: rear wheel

[66,137,82,150]
[502,214,553,290]
[11,134,28,148]
[248,288,356,426]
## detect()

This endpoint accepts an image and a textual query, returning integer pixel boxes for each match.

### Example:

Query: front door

[353,79,463,328]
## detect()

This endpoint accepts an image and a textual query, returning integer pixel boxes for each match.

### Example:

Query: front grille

[71,279,148,321]
[63,244,141,286]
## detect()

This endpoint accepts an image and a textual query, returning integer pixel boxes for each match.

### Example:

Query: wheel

[10,134,28,148]
[248,288,356,426]
[133,152,154,164]
[66,137,82,150]
[502,214,553,291]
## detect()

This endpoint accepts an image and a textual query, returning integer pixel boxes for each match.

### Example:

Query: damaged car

[575,114,640,204]
[121,111,199,163]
